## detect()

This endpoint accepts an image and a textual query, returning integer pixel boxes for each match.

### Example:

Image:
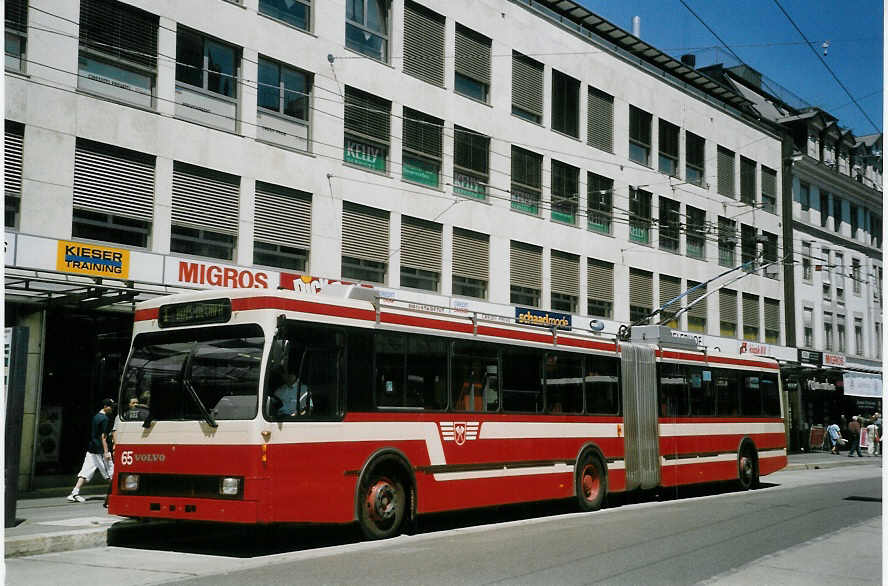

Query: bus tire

[358,470,406,540]
[737,444,758,490]
[576,452,607,512]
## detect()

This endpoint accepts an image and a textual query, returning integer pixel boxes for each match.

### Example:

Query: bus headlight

[220,477,240,496]
[120,474,140,492]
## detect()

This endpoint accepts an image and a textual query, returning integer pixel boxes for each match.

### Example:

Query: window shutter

[344,87,391,143]
[740,157,756,202]
[511,52,543,117]
[342,201,389,262]
[551,250,579,297]
[719,289,737,324]
[659,275,682,311]
[687,281,706,319]
[80,0,158,69]
[403,2,445,86]
[74,139,155,222]
[742,293,759,328]
[587,88,613,152]
[510,241,541,290]
[762,166,776,197]
[403,108,442,158]
[587,259,613,303]
[400,215,442,272]
[764,298,780,331]
[629,269,653,309]
[452,228,489,282]
[5,122,23,198]
[6,0,27,32]
[455,24,490,85]
[254,181,311,249]
[717,146,735,197]
[171,162,239,233]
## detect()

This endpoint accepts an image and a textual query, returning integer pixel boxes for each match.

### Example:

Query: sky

[580,0,883,137]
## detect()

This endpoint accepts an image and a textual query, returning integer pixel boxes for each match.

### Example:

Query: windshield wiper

[183,341,218,428]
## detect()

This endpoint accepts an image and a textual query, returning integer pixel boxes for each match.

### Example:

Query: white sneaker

[66,494,86,503]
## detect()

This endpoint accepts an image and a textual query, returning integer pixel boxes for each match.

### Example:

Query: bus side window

[405,335,447,410]
[658,363,689,417]
[715,369,740,417]
[741,374,764,417]
[585,355,620,415]
[545,353,583,414]
[502,347,543,413]
[688,366,715,417]
[761,373,781,416]
[346,329,374,412]
[375,332,405,408]
[452,341,498,412]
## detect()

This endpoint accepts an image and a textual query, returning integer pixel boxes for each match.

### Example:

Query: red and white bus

[109,287,786,538]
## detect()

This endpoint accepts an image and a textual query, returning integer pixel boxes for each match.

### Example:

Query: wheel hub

[366,479,397,522]
[582,465,600,501]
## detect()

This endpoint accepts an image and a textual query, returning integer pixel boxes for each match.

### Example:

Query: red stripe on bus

[231,296,377,321]
[380,312,475,334]
[134,308,158,322]
[659,350,779,369]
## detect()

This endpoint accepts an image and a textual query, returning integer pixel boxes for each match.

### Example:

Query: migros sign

[172,259,274,289]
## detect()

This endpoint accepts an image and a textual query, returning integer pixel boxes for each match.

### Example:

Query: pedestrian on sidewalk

[875,413,882,456]
[866,418,878,457]
[847,416,862,456]
[826,419,842,455]
[67,398,116,503]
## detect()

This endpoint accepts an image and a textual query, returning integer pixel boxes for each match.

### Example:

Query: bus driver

[274,371,313,416]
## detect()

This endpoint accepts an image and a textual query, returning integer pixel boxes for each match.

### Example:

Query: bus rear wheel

[576,453,606,512]
[358,473,406,540]
[737,446,758,490]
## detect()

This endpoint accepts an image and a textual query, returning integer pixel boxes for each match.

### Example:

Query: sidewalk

[3,452,881,558]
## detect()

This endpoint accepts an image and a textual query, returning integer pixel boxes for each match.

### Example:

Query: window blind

[550,250,579,297]
[510,241,541,289]
[403,1,445,86]
[254,181,311,249]
[342,201,389,262]
[452,228,489,282]
[74,139,155,222]
[171,161,239,233]
[400,215,442,273]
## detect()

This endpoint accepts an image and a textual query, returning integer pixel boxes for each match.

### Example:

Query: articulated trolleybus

[110,286,786,538]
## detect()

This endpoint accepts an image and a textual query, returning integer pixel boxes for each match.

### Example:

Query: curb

[5,527,108,558]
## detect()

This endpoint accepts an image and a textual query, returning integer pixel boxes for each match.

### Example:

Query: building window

[343,86,390,173]
[824,315,833,351]
[799,182,810,211]
[629,188,651,244]
[4,121,23,228]
[629,269,653,323]
[686,206,705,260]
[346,0,389,62]
[852,259,862,294]
[764,298,780,344]
[587,258,613,318]
[5,0,27,72]
[658,119,679,176]
[717,146,735,198]
[628,106,652,165]
[402,107,443,187]
[741,224,757,271]
[876,323,882,359]
[342,201,389,284]
[686,281,706,333]
[850,203,859,239]
[72,139,155,248]
[400,215,442,292]
[511,146,542,215]
[453,126,489,200]
[740,157,756,206]
[253,182,311,270]
[719,289,737,338]
[259,0,310,31]
[873,214,883,248]
[511,52,543,123]
[176,28,238,98]
[78,0,158,108]
[718,217,736,267]
[837,317,846,353]
[802,242,812,281]
[742,293,759,342]
[587,173,613,234]
[550,160,579,225]
[587,88,613,153]
[833,196,843,233]
[257,57,311,151]
[802,307,814,347]
[403,1,444,86]
[171,162,239,260]
[762,232,778,278]
[659,275,681,328]
[685,131,705,186]
[761,166,776,213]
[454,24,491,102]
[551,69,579,138]
[452,228,488,299]
[820,190,829,227]
[551,250,579,313]
[855,317,864,355]
[658,197,680,253]
[510,241,541,307]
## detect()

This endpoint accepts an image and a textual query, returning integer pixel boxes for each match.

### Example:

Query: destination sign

[158,299,232,328]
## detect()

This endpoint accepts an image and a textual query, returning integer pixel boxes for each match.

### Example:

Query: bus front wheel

[358,472,406,540]
[576,453,606,512]
[737,446,758,490]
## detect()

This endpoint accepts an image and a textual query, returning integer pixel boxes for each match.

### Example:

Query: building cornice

[792,157,883,207]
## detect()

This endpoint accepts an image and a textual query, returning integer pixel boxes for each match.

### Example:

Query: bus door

[620,343,660,490]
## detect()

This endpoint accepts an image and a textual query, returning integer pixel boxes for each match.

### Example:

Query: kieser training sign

[56,240,130,278]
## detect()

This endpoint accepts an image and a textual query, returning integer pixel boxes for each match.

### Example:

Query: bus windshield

[120,324,264,423]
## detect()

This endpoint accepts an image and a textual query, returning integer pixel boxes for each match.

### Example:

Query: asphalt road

[6,465,881,585]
